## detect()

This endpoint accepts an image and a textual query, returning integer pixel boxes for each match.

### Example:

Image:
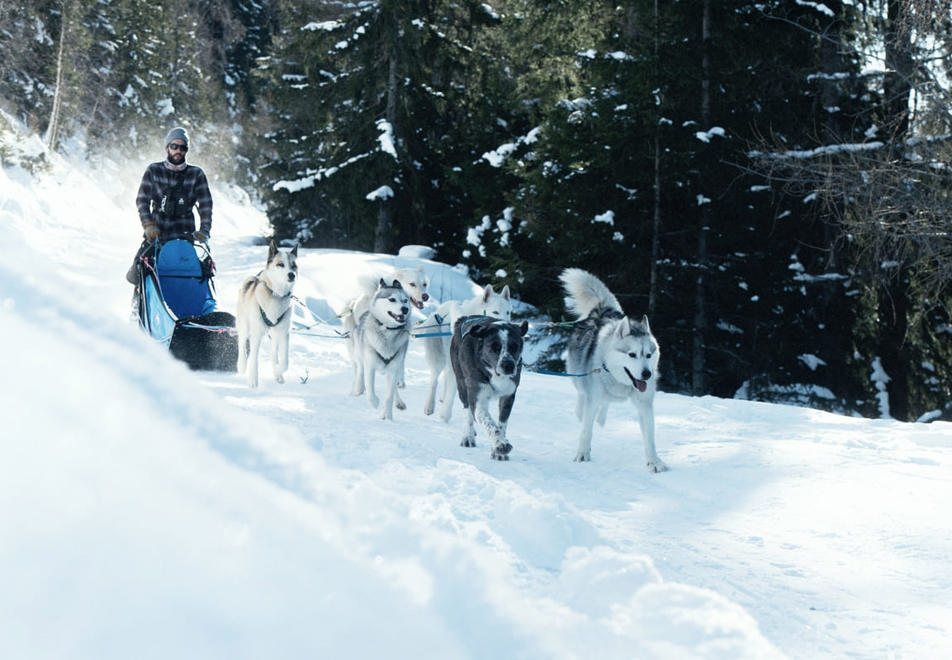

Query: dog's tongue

[412,298,425,310]
[624,367,648,392]
[389,312,406,323]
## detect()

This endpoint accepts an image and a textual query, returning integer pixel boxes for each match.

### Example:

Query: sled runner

[131,236,238,371]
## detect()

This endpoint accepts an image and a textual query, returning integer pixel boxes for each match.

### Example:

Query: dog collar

[372,315,406,331]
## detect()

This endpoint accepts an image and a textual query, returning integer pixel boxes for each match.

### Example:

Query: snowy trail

[1,145,950,659]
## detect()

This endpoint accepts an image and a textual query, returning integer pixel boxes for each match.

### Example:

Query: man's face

[166,140,187,165]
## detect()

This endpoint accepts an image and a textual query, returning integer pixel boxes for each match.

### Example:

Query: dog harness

[369,315,407,365]
[259,306,288,328]
[254,274,290,327]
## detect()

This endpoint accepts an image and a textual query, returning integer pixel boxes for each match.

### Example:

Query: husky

[559,268,665,472]
[349,279,411,420]
[236,241,299,388]
[343,265,430,326]
[421,284,513,422]
[450,315,528,460]
[343,265,429,408]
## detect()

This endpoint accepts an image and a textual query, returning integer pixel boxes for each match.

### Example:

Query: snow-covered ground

[1,134,950,659]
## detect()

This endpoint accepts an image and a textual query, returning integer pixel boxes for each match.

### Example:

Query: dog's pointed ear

[501,285,511,301]
[640,315,650,332]
[268,240,278,262]
[391,279,402,289]
[482,284,494,302]
[378,278,387,289]
[519,320,529,336]
[615,317,632,339]
[470,319,491,337]
[291,244,299,257]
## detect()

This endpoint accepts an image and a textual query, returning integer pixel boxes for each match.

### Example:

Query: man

[127,127,213,283]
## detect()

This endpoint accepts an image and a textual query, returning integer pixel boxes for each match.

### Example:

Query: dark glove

[193,229,209,243]
[142,222,159,241]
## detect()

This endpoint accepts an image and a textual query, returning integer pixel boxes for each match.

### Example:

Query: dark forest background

[3,0,952,420]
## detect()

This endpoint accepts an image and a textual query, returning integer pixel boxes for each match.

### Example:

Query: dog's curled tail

[559,268,623,318]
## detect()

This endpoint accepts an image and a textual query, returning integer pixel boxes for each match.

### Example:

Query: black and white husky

[236,240,298,388]
[450,315,528,460]
[560,268,666,472]
[349,279,411,420]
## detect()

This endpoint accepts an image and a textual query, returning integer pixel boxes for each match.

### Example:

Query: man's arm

[193,168,213,235]
[135,165,155,227]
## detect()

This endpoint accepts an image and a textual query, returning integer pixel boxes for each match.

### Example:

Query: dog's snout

[402,306,409,315]
[288,272,296,281]
[422,293,429,301]
[641,368,652,380]
[500,357,516,375]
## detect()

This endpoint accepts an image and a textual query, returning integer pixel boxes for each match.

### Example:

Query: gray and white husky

[421,284,513,422]
[343,265,430,329]
[349,279,411,420]
[450,315,528,460]
[236,240,298,388]
[343,265,429,409]
[560,268,666,472]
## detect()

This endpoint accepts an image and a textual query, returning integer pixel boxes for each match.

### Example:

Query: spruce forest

[3,0,952,420]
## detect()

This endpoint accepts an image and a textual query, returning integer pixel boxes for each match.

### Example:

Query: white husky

[236,241,299,388]
[349,279,411,420]
[420,284,513,422]
[560,268,665,472]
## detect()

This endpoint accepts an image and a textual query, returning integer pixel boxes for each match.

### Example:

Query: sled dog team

[236,242,665,472]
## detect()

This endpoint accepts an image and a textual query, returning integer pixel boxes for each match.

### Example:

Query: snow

[376,119,397,159]
[1,135,951,659]
[365,184,394,201]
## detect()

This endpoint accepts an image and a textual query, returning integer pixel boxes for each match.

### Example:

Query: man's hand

[143,222,159,241]
[193,229,209,243]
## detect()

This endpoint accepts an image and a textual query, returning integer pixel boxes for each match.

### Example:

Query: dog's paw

[423,404,434,416]
[368,394,380,408]
[275,375,285,384]
[573,451,591,462]
[647,459,668,473]
[460,438,476,448]
[491,442,512,460]
[396,400,406,411]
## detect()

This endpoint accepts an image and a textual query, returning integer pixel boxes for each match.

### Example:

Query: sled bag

[169,311,239,372]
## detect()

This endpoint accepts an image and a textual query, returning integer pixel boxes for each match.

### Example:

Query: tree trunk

[373,26,399,253]
[876,0,914,418]
[45,0,72,151]
[877,271,910,420]
[649,0,661,318]
[692,0,712,394]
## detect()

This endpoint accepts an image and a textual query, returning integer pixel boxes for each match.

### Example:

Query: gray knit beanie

[165,127,189,147]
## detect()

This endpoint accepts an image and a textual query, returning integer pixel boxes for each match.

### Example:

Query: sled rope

[523,362,602,378]
[288,295,349,338]
[409,314,450,339]
[178,321,237,335]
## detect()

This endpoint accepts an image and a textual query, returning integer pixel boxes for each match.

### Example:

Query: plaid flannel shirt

[136,162,213,239]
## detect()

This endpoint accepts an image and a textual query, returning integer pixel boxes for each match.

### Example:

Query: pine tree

[260,0,507,256]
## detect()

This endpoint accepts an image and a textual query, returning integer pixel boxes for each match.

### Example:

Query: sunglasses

[168,143,188,152]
